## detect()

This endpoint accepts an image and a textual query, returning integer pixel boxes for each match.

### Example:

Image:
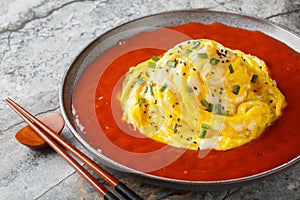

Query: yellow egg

[119,39,287,151]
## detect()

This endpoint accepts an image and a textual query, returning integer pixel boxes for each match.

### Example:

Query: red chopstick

[6,98,143,200]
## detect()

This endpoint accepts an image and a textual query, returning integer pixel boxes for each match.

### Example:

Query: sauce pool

[72,23,300,181]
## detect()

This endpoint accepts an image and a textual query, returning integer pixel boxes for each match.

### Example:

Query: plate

[59,10,300,190]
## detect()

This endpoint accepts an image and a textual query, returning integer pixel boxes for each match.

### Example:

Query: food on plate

[119,39,287,151]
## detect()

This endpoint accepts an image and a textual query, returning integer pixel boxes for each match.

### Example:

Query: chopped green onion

[215,103,222,114]
[173,123,178,133]
[148,62,156,69]
[167,60,177,68]
[186,85,193,93]
[210,58,219,65]
[201,99,209,107]
[201,123,210,129]
[233,85,240,95]
[225,110,230,116]
[228,64,234,73]
[192,41,201,49]
[144,86,148,93]
[251,74,259,83]
[152,56,160,62]
[149,82,154,96]
[138,98,146,103]
[159,83,167,92]
[199,129,207,138]
[186,49,193,55]
[136,78,145,84]
[208,103,213,112]
[197,53,208,58]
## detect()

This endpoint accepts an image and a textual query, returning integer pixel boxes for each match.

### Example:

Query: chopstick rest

[15,113,64,149]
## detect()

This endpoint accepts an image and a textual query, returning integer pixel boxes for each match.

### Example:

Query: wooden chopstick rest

[15,113,65,149]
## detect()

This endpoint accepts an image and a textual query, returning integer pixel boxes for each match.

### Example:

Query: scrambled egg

[118,39,286,151]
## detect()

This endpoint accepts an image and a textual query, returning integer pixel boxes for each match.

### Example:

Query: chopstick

[5,98,143,200]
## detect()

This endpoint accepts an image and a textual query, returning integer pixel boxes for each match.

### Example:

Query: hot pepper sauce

[72,23,300,181]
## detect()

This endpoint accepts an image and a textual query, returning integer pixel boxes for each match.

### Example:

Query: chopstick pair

[5,98,143,200]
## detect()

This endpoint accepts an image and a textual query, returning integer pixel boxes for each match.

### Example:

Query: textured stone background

[0,0,299,199]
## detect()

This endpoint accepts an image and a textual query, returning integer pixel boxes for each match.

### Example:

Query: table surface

[1,0,300,199]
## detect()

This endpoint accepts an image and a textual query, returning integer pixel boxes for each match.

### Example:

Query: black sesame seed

[269,100,273,103]
[193,87,197,90]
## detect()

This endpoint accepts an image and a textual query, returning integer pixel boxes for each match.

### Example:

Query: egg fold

[118,39,287,151]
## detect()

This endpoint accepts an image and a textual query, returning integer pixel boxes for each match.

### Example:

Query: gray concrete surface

[0,0,299,199]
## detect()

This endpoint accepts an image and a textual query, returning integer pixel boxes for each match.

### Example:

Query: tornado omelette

[118,39,286,151]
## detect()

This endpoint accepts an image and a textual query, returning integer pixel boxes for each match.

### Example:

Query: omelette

[118,39,286,151]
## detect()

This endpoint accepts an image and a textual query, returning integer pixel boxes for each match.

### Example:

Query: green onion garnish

[148,62,156,69]
[149,82,154,96]
[136,78,145,84]
[215,103,222,114]
[210,58,219,65]
[159,83,167,92]
[201,99,209,107]
[251,74,259,83]
[167,60,177,68]
[192,41,201,49]
[225,110,230,116]
[201,123,210,129]
[144,86,148,93]
[208,103,213,112]
[173,123,178,133]
[199,129,207,138]
[233,85,240,95]
[228,64,234,73]
[138,98,146,103]
[186,85,193,93]
[152,56,160,62]
[186,49,193,55]
[197,53,208,58]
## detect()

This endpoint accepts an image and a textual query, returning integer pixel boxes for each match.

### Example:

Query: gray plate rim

[59,9,300,190]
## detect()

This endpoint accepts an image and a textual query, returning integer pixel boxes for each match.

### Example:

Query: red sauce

[72,23,300,181]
